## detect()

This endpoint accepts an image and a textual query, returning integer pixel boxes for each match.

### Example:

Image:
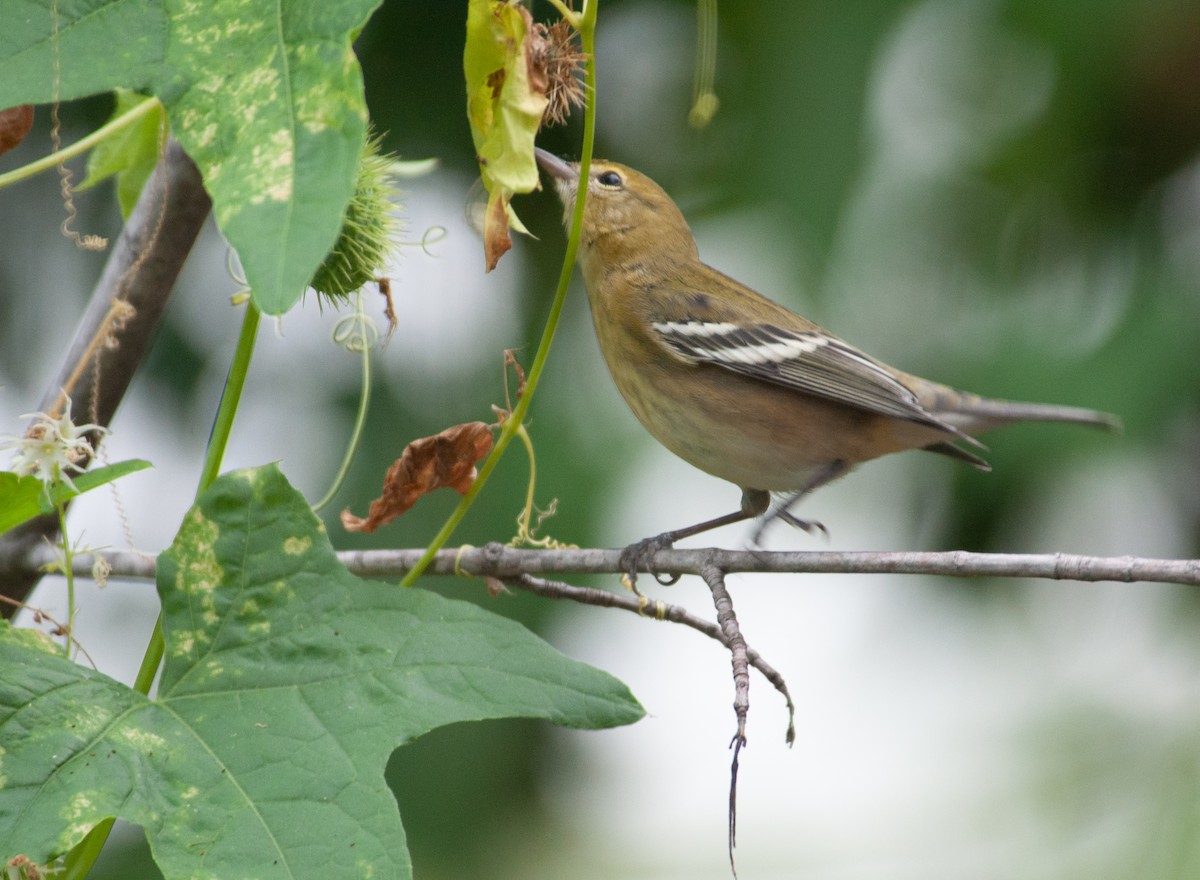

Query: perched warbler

[534,148,1119,552]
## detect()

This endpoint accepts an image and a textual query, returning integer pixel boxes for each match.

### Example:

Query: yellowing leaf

[464,0,549,271]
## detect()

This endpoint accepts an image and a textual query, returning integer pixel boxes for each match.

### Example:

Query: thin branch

[699,563,751,749]
[699,562,748,877]
[502,571,796,740]
[16,543,1200,586]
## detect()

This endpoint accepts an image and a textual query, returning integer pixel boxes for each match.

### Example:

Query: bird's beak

[534,147,577,182]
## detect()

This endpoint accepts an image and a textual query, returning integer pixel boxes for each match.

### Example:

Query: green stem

[401,0,599,587]
[196,301,262,493]
[133,299,261,693]
[0,96,161,190]
[313,295,373,513]
[130,299,261,692]
[513,424,538,540]
[543,0,582,27]
[56,500,74,658]
[61,301,262,880]
[688,0,719,127]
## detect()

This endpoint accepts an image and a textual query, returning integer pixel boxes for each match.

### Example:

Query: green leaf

[78,90,168,218]
[0,621,60,656]
[0,465,643,877]
[0,0,381,315]
[0,460,152,535]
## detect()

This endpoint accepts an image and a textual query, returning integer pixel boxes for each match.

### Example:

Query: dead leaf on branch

[482,186,514,272]
[341,422,495,533]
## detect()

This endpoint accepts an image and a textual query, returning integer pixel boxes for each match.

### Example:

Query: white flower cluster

[0,395,107,491]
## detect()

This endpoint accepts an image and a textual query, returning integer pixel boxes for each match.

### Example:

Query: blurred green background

[2,0,1199,877]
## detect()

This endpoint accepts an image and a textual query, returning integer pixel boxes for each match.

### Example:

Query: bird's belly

[610,360,900,492]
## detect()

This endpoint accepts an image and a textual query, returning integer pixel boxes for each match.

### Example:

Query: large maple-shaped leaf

[0,465,643,877]
[0,0,379,314]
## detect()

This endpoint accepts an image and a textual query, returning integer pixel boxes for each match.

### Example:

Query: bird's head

[534,149,698,270]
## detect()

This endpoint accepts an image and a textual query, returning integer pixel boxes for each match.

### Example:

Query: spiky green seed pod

[310,128,401,304]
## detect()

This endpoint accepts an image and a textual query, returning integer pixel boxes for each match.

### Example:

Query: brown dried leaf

[341,422,495,533]
[483,188,513,271]
[504,348,528,399]
[485,577,510,597]
[0,105,34,157]
[376,277,398,341]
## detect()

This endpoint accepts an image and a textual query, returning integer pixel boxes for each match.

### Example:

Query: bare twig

[503,571,796,738]
[514,559,783,880]
[699,561,748,877]
[699,563,751,749]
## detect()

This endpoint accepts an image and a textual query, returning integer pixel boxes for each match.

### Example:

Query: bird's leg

[620,489,771,587]
[750,460,849,546]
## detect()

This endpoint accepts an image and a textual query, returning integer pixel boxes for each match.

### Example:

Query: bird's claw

[750,510,828,546]
[778,511,828,538]
[619,532,679,590]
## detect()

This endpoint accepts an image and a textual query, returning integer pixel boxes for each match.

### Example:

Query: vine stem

[193,301,262,494]
[129,300,261,693]
[400,0,599,587]
[312,291,374,513]
[61,300,262,880]
[55,501,75,659]
[0,96,162,190]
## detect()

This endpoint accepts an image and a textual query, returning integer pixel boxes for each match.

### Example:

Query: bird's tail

[898,376,1119,471]
[925,386,1122,435]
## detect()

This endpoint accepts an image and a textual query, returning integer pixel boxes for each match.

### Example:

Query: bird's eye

[596,170,624,188]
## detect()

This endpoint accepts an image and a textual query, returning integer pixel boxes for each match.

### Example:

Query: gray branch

[18,542,1200,585]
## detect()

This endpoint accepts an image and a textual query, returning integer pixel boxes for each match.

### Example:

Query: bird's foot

[750,509,829,547]
[619,532,684,593]
[777,510,829,538]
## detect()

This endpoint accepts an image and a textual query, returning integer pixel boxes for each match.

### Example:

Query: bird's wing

[651,319,983,447]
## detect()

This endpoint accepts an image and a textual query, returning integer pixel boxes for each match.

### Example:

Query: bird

[533,148,1119,566]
